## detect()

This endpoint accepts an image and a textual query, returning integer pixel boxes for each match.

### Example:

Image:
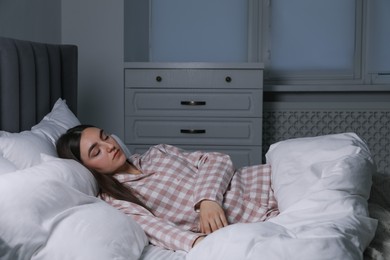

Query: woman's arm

[132,213,204,252]
[103,195,203,252]
[155,145,234,233]
[156,144,235,208]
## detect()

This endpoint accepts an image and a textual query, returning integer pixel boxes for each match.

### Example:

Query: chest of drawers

[124,63,264,168]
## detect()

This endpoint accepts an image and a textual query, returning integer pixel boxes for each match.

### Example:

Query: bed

[0,36,388,260]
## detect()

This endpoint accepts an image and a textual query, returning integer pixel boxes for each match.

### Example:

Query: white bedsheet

[186,133,377,260]
[140,245,186,260]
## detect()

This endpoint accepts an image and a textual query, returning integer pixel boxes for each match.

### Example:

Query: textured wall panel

[263,102,390,174]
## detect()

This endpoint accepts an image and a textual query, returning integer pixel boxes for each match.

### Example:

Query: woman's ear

[111,134,132,158]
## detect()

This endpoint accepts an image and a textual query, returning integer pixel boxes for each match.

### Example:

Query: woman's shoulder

[136,144,183,158]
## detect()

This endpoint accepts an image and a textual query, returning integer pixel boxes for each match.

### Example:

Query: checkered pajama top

[102,144,279,252]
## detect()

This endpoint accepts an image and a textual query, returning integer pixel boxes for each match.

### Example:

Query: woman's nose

[104,142,115,152]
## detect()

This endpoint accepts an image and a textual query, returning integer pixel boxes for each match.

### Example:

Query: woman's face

[79,127,128,174]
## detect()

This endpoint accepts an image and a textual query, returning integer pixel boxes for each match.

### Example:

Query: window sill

[264,84,390,92]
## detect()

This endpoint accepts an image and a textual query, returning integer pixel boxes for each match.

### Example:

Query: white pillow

[265,132,375,212]
[0,130,56,169]
[0,156,148,259]
[0,98,80,169]
[39,154,98,195]
[264,132,377,257]
[31,98,80,146]
[0,156,17,175]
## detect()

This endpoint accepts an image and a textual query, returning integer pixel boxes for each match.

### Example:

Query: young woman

[56,125,279,252]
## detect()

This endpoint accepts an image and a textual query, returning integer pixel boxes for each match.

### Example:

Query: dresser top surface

[124,62,264,70]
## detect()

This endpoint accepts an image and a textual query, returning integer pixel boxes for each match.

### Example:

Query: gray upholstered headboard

[0,37,77,132]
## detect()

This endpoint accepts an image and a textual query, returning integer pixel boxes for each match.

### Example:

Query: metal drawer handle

[181,101,206,106]
[225,76,232,82]
[180,129,206,134]
[156,76,162,82]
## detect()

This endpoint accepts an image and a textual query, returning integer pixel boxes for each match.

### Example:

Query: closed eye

[88,129,109,158]
[92,149,100,157]
[88,143,99,158]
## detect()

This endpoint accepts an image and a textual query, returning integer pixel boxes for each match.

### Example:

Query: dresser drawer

[127,144,262,168]
[125,89,263,117]
[125,68,263,89]
[125,117,262,146]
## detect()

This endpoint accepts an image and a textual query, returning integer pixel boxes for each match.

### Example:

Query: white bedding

[0,155,148,260]
[186,133,377,260]
[364,172,390,260]
[0,99,379,260]
[0,99,148,259]
[140,245,186,260]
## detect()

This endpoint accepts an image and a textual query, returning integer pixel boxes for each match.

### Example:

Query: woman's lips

[113,149,120,160]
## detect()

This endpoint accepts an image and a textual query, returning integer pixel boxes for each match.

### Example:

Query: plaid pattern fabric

[102,144,279,252]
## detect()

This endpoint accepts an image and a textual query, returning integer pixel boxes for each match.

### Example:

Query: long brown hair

[56,125,149,211]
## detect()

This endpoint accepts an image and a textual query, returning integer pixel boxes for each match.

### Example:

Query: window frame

[249,0,390,88]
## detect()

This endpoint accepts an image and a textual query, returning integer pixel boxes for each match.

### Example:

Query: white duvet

[187,133,378,260]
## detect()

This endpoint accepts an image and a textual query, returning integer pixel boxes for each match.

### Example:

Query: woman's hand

[198,200,228,234]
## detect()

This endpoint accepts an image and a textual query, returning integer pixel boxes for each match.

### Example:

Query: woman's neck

[125,161,142,174]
